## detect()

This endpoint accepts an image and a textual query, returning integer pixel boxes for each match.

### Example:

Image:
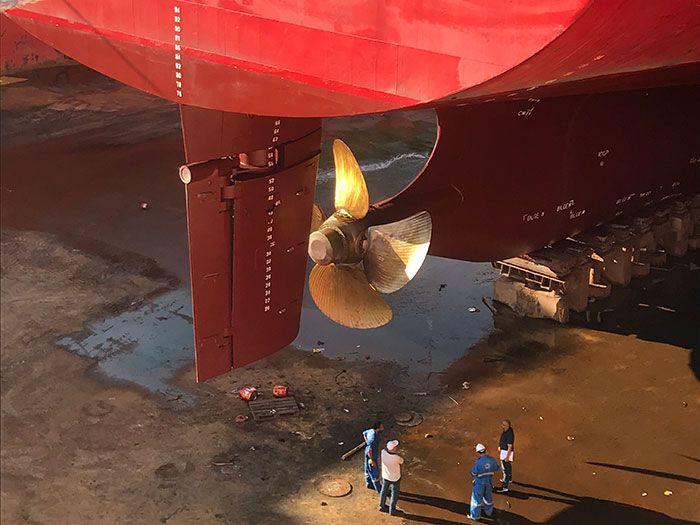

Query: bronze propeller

[308,139,432,328]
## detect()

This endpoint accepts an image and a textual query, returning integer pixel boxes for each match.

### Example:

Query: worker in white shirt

[379,440,404,516]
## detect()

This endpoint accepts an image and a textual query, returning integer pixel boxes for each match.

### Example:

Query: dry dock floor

[1,67,699,525]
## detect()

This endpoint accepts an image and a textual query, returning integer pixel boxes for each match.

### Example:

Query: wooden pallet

[248,396,299,421]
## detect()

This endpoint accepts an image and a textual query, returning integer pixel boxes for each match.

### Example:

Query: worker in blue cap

[469,443,500,521]
[363,421,383,491]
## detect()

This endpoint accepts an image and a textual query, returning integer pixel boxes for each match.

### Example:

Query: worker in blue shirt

[469,443,500,521]
[363,421,384,492]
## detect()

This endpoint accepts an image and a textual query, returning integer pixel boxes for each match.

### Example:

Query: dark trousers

[501,460,512,488]
[379,478,401,512]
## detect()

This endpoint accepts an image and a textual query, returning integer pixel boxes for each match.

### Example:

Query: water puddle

[57,289,195,407]
[295,257,498,374]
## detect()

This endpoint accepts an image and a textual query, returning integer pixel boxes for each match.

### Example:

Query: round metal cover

[394,411,423,427]
[317,477,352,497]
[394,412,413,423]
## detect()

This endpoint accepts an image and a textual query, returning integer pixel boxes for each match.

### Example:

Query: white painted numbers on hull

[523,210,545,222]
[516,98,540,117]
[264,176,276,313]
[556,199,574,212]
[263,120,282,313]
[616,193,636,205]
[174,6,183,97]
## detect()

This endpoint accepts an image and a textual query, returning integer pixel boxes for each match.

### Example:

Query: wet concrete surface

[297,257,496,374]
[57,290,197,406]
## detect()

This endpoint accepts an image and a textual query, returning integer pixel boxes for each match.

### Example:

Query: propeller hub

[308,231,335,265]
[309,214,371,265]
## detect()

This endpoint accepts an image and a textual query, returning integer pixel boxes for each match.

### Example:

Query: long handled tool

[341,441,365,461]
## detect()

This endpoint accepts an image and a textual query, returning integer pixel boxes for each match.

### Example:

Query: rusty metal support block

[631,261,650,278]
[690,194,700,239]
[563,262,592,312]
[602,244,632,286]
[644,251,668,267]
[493,277,569,323]
[652,205,672,250]
[668,199,691,257]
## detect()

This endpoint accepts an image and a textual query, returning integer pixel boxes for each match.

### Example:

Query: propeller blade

[333,139,369,219]
[309,263,392,329]
[310,203,327,233]
[363,211,432,294]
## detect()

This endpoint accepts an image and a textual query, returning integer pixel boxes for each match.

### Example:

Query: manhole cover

[394,412,413,423]
[394,411,423,427]
[317,478,352,497]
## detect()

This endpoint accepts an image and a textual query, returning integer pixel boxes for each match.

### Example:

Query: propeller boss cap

[308,231,334,265]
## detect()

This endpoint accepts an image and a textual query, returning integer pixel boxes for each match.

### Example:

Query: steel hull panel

[4,0,582,105]
[6,1,699,117]
[381,84,700,261]
[0,14,68,74]
[5,15,402,116]
[444,0,700,103]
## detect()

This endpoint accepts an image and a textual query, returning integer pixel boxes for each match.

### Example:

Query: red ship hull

[5,1,699,116]
[3,1,699,379]
[0,14,69,74]
[388,84,700,262]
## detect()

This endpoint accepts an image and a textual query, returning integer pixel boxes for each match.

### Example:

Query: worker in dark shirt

[496,419,514,493]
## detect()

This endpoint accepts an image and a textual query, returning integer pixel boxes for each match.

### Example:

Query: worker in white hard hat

[469,443,500,521]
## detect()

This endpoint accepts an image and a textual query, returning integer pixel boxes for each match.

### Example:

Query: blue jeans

[379,478,401,512]
[470,481,494,520]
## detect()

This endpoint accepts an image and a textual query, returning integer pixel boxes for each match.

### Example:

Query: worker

[469,443,499,521]
[363,421,383,492]
[496,418,515,493]
[379,440,404,515]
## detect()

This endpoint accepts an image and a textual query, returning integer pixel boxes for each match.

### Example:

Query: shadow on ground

[586,461,700,485]
[398,482,697,525]
[569,255,700,356]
